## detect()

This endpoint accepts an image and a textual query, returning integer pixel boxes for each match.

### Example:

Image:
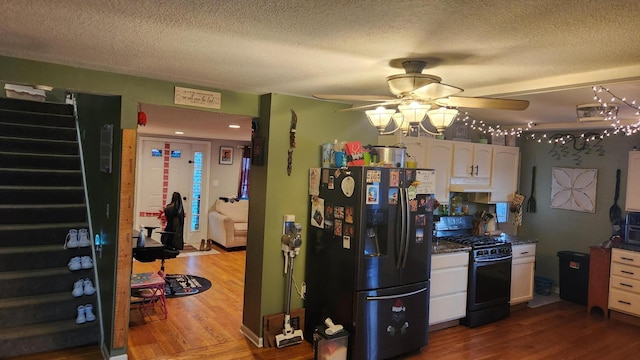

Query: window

[190,151,203,231]
[238,146,250,199]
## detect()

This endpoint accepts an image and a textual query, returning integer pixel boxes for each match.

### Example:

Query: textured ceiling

[2,0,640,139]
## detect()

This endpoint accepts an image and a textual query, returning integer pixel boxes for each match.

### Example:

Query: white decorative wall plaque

[550,167,597,213]
[174,86,221,109]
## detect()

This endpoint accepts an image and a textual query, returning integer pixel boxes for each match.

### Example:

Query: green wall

[518,132,637,286]
[0,56,259,129]
[243,93,378,337]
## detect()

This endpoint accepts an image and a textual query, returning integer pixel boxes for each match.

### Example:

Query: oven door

[468,256,512,311]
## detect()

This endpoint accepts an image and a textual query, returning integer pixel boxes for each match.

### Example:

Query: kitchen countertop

[431,233,538,255]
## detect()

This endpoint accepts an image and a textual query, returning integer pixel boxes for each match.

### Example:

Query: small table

[131,272,167,319]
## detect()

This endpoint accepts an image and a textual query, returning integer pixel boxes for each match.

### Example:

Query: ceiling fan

[313,60,529,135]
[314,60,530,111]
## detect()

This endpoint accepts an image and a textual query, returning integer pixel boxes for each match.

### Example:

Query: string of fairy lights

[450,86,640,143]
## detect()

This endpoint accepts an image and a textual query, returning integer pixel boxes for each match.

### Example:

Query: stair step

[0,168,83,186]
[0,223,89,247]
[0,186,85,204]
[0,267,94,299]
[0,244,93,271]
[0,151,81,170]
[0,135,79,155]
[0,97,74,116]
[0,121,77,141]
[0,203,87,225]
[0,291,96,328]
[0,319,99,358]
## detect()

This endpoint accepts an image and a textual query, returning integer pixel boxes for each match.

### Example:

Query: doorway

[134,137,210,245]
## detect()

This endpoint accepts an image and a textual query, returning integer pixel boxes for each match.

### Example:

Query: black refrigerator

[305,166,434,360]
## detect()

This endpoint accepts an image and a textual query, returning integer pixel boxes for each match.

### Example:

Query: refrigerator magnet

[416,228,424,243]
[366,184,379,204]
[309,168,320,196]
[341,176,355,197]
[366,169,381,183]
[388,188,399,204]
[343,235,351,249]
[328,175,335,190]
[389,169,400,187]
[310,197,325,228]
[334,219,343,236]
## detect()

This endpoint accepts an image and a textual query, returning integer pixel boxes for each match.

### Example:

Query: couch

[208,199,248,248]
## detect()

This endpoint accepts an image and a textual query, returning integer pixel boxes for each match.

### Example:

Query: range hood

[449,184,495,193]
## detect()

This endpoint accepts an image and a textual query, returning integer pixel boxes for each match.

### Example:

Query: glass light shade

[392,113,411,136]
[365,107,397,133]
[398,103,431,124]
[427,108,458,133]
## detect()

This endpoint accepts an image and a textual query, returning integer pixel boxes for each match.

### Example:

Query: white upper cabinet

[452,142,492,178]
[424,139,453,203]
[489,146,520,203]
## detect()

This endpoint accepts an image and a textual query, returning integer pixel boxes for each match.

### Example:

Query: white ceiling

[2,0,640,139]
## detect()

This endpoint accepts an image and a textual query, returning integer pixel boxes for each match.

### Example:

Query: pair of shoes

[64,229,91,249]
[205,239,213,251]
[72,278,96,297]
[199,239,206,251]
[76,304,96,324]
[68,256,93,271]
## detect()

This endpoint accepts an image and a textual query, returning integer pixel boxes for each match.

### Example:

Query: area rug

[527,292,561,308]
[165,273,211,297]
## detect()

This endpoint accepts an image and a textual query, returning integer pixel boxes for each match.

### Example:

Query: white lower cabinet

[429,252,469,325]
[609,248,640,316]
[510,243,536,305]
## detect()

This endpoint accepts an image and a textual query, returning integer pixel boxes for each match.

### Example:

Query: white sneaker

[80,256,93,270]
[64,229,79,249]
[78,229,91,248]
[83,278,96,296]
[68,257,81,271]
[84,304,96,322]
[72,279,84,297]
[76,305,86,324]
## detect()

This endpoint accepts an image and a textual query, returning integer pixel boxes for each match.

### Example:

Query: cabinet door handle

[621,270,635,275]
[520,251,529,255]
[621,283,633,288]
[469,165,474,176]
[475,165,479,176]
[621,256,635,262]
[618,300,632,305]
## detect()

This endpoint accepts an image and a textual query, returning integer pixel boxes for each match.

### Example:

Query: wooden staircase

[0,97,100,358]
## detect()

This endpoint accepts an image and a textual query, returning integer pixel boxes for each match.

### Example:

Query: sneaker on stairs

[64,229,79,249]
[72,279,84,297]
[68,257,81,271]
[84,304,96,322]
[76,305,86,324]
[78,229,91,248]
[83,278,96,296]
[80,256,93,270]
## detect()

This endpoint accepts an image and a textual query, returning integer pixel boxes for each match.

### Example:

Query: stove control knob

[491,249,497,255]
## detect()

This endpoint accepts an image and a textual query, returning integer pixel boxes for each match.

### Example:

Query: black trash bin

[557,251,590,305]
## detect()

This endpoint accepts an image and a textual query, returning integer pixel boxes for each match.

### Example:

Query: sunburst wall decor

[550,167,598,213]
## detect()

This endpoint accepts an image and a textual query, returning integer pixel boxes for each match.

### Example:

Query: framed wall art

[219,146,233,165]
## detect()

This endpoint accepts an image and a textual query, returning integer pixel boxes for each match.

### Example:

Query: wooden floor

[10,244,640,359]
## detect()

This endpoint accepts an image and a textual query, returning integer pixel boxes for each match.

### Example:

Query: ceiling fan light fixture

[427,108,459,133]
[398,103,431,124]
[392,113,412,136]
[365,107,397,133]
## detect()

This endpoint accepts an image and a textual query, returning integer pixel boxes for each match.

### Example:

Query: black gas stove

[440,234,512,261]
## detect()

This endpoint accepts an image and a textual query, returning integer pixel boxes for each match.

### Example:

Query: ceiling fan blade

[438,96,530,110]
[337,100,402,112]
[313,94,397,102]
[410,83,463,101]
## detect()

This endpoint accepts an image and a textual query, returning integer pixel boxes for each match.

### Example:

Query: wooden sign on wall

[174,86,221,109]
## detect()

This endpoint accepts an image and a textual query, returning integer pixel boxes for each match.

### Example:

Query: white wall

[207,140,250,213]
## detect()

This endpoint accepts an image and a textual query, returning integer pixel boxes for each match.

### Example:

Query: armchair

[208,199,248,249]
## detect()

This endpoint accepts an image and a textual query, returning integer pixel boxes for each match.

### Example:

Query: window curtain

[238,146,251,199]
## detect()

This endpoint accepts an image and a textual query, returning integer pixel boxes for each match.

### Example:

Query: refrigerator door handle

[400,188,411,268]
[365,286,427,301]
[397,186,407,269]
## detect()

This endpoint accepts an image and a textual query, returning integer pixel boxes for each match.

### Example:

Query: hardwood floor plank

[9,244,640,359]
